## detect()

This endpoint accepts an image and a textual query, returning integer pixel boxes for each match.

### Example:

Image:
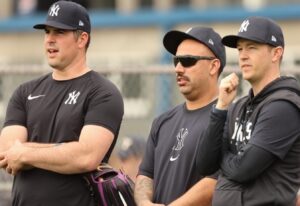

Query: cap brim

[221,35,241,48]
[222,34,269,48]
[33,21,76,30]
[163,31,201,55]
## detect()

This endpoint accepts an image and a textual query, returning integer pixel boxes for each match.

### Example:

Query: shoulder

[261,100,300,118]
[155,104,183,121]
[85,71,122,97]
[14,73,51,95]
[151,104,183,129]
[87,71,118,89]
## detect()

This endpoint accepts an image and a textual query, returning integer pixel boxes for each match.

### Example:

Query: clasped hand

[0,140,27,175]
[216,73,240,110]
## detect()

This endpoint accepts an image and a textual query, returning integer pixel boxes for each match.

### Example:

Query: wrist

[216,101,229,110]
[20,145,32,166]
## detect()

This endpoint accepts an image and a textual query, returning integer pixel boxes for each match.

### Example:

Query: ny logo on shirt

[169,128,188,162]
[65,90,80,105]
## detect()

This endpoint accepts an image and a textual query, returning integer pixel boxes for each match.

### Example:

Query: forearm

[168,177,216,206]
[0,125,27,152]
[134,175,155,206]
[24,142,59,148]
[20,141,98,174]
[221,144,275,183]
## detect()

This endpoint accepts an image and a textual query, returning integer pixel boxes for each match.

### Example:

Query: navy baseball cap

[34,1,91,33]
[222,16,284,48]
[163,26,226,71]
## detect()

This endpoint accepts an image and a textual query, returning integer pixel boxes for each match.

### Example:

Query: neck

[185,88,218,110]
[252,73,280,96]
[52,57,90,81]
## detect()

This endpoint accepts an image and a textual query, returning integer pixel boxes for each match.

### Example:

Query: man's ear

[209,59,221,76]
[272,46,284,63]
[78,32,89,49]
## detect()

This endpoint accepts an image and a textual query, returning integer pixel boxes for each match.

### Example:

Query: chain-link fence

[0,64,299,203]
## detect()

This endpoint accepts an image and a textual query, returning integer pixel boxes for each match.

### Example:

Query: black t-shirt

[139,101,216,204]
[4,71,124,206]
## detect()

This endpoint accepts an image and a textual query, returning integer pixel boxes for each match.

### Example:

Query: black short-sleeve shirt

[139,101,216,204]
[4,71,124,206]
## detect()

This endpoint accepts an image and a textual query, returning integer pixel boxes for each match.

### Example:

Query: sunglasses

[173,55,216,68]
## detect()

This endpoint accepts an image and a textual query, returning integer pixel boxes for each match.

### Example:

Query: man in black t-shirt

[196,16,300,206]
[134,27,226,205]
[0,1,124,206]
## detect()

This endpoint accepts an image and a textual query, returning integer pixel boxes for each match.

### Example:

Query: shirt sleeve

[250,100,300,159]
[138,118,158,179]
[221,143,276,183]
[84,87,124,136]
[4,85,27,127]
[196,105,228,175]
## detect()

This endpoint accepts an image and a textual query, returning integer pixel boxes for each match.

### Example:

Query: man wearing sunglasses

[134,26,226,205]
[196,16,300,205]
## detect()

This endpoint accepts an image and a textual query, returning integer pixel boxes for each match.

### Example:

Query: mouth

[177,76,189,86]
[241,64,251,70]
[47,48,59,57]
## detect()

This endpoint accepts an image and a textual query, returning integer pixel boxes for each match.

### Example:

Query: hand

[216,73,239,110]
[5,140,28,175]
[0,152,8,169]
[141,203,165,206]
[139,200,166,206]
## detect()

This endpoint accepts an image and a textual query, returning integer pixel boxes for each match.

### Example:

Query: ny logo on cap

[49,4,60,17]
[239,20,250,33]
[271,35,277,42]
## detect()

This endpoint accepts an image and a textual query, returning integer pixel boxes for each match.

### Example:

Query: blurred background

[1,0,300,204]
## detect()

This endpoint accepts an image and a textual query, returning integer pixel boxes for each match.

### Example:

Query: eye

[57,29,65,34]
[248,44,257,50]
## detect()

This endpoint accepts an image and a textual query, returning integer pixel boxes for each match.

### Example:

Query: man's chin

[48,63,62,70]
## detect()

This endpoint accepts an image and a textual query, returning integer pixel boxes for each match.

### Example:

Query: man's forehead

[236,38,264,47]
[44,25,74,32]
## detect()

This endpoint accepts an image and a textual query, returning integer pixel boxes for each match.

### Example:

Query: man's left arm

[168,177,216,206]
[221,100,300,183]
[5,124,114,175]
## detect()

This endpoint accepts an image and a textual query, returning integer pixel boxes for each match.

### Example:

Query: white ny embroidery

[49,4,60,17]
[239,20,250,33]
[65,90,80,105]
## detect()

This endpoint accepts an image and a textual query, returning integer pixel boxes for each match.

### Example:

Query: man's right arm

[134,175,165,206]
[0,125,28,171]
[195,107,227,175]
[0,125,27,153]
[196,73,240,175]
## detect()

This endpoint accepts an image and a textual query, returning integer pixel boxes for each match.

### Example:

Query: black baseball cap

[222,16,284,48]
[163,26,226,71]
[33,1,91,33]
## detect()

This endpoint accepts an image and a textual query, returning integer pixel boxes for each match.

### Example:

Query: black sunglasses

[173,55,216,68]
